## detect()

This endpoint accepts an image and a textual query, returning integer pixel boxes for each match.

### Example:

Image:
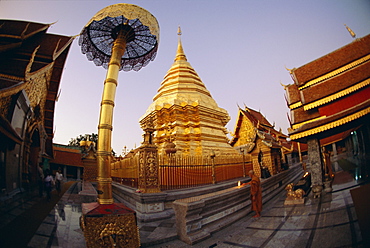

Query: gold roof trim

[298,54,370,90]
[303,78,370,111]
[289,101,302,110]
[290,106,370,140]
[0,73,23,82]
[292,116,326,130]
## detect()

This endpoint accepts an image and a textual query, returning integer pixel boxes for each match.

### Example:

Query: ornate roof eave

[52,35,76,61]
[289,100,370,141]
[229,108,245,145]
[0,36,75,81]
[242,106,274,129]
[22,35,74,79]
[261,140,281,149]
[298,54,370,90]
[0,80,26,98]
[0,20,53,53]
[303,78,370,111]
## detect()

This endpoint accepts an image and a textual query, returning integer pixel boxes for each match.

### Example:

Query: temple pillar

[307,138,323,197]
[63,166,67,180]
[137,125,161,194]
[137,147,160,193]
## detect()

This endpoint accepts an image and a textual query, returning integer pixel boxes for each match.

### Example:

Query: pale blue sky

[1,0,370,154]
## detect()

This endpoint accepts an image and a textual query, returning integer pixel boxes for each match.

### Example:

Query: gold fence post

[240,147,246,177]
[210,150,216,184]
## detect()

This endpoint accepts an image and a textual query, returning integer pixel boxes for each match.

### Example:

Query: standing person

[245,170,262,218]
[44,169,54,202]
[55,168,63,196]
[37,165,44,197]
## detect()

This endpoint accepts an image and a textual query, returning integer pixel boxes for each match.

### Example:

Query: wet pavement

[0,170,366,247]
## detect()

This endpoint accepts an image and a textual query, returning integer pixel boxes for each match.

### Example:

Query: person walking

[44,169,54,202]
[245,170,262,218]
[55,168,63,196]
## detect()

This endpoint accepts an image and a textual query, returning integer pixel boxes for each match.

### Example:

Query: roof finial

[344,24,356,39]
[280,81,289,90]
[285,65,293,74]
[175,25,187,61]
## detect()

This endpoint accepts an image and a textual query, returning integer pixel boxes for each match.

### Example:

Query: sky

[1,0,370,155]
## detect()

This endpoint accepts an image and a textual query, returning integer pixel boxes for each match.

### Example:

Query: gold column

[97,31,126,204]
[298,142,302,163]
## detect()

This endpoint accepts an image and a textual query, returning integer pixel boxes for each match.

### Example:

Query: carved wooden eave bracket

[53,35,77,60]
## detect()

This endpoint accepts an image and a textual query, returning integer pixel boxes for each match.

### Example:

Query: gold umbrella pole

[97,31,126,204]
[79,5,159,246]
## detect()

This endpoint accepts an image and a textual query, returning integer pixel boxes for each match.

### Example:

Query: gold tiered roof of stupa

[140,27,238,156]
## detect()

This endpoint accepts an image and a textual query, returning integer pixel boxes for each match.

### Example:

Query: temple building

[139,28,237,156]
[0,20,74,195]
[284,33,370,192]
[49,144,84,180]
[230,105,290,177]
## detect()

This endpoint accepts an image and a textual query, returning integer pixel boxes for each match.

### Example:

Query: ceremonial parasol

[78,3,160,205]
[79,3,159,71]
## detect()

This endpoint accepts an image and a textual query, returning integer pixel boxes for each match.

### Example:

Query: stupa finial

[344,24,356,39]
[175,26,187,61]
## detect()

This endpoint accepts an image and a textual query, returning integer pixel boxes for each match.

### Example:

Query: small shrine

[230,106,289,177]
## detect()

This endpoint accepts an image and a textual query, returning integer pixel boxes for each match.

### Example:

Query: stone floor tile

[35,222,55,236]
[316,208,349,228]
[28,234,50,248]
[281,215,316,230]
[311,224,353,248]
[267,231,311,248]
[248,216,282,229]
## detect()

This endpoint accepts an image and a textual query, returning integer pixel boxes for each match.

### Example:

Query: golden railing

[111,155,139,188]
[111,153,252,191]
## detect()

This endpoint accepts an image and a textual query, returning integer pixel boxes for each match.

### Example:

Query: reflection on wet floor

[27,182,86,248]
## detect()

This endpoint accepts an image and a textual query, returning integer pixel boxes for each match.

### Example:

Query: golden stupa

[140,27,238,156]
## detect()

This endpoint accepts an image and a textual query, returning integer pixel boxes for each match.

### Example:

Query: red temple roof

[51,145,83,167]
[292,35,370,86]
[286,34,370,142]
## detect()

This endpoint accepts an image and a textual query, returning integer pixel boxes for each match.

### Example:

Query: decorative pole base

[80,202,140,248]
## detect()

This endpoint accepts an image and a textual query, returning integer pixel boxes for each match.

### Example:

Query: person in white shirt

[55,168,63,196]
[44,169,54,201]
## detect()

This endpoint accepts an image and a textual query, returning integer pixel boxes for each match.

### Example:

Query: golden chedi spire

[140,28,238,156]
[175,26,187,61]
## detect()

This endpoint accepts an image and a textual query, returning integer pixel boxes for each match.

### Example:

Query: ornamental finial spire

[175,26,187,61]
[344,24,356,39]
